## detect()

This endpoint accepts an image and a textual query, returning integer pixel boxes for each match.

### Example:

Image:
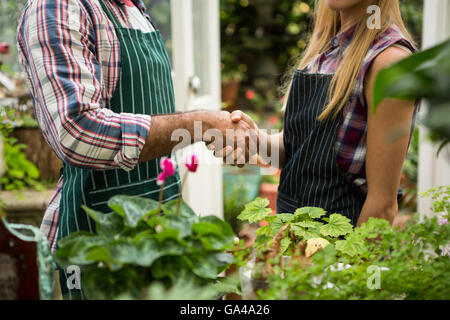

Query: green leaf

[335,235,366,257]
[295,207,327,219]
[270,217,288,235]
[373,40,450,109]
[276,213,295,222]
[82,206,124,237]
[319,214,353,237]
[162,199,196,219]
[280,237,291,254]
[255,225,271,236]
[291,223,321,240]
[187,252,221,279]
[107,195,159,228]
[55,232,107,267]
[295,220,323,229]
[82,267,143,300]
[237,197,272,223]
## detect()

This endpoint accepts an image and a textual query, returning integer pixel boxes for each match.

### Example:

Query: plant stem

[176,171,189,215]
[157,182,165,214]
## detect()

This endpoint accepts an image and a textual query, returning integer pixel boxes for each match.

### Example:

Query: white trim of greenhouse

[417,0,450,217]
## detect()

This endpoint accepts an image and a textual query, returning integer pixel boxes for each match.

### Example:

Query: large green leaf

[162,199,196,219]
[373,40,450,109]
[237,197,272,223]
[55,232,107,267]
[291,223,321,240]
[107,195,159,228]
[82,267,144,300]
[319,214,353,237]
[187,252,223,279]
[82,206,124,237]
[335,235,366,257]
[294,207,327,219]
[196,216,235,243]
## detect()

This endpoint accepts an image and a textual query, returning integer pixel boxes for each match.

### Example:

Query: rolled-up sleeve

[17,0,150,171]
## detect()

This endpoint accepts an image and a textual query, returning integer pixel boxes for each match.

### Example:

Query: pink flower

[156,172,166,186]
[0,42,9,54]
[438,217,448,226]
[246,90,255,100]
[160,157,176,177]
[185,154,199,173]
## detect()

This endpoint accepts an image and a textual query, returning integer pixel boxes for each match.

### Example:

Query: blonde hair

[283,0,415,121]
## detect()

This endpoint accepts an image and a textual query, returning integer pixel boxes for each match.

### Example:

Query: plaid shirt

[17,0,157,252]
[305,24,416,192]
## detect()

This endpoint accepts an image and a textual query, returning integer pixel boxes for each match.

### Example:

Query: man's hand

[208,110,260,167]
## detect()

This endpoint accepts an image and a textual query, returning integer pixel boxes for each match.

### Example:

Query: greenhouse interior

[0,0,449,306]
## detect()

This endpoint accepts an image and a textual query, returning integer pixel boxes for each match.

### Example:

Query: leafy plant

[373,39,450,153]
[55,195,236,299]
[0,108,43,191]
[420,185,449,219]
[259,215,450,300]
[233,190,450,300]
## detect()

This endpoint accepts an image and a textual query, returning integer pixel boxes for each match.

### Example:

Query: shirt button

[331,37,339,47]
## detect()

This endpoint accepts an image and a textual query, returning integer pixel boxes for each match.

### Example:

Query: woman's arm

[357,46,416,227]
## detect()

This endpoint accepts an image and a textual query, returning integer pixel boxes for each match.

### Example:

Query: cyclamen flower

[161,157,176,176]
[156,172,166,186]
[438,217,448,226]
[157,157,176,185]
[185,154,199,173]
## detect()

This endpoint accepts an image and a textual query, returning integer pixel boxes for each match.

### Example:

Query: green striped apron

[57,1,181,299]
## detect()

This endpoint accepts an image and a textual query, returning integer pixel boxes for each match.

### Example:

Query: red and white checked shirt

[17,0,157,252]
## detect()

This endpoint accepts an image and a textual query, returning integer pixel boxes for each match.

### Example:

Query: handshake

[177,110,279,168]
[204,110,261,167]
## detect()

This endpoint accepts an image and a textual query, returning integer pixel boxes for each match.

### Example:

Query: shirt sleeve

[17,0,151,171]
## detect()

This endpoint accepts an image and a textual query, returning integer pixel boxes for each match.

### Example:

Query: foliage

[259,215,450,300]
[220,0,423,113]
[373,39,450,152]
[0,108,43,191]
[420,185,449,218]
[237,198,357,257]
[224,177,251,234]
[233,188,450,300]
[54,195,235,299]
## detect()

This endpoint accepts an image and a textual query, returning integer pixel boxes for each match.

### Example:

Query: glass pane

[0,0,27,71]
[145,0,173,63]
[192,0,210,96]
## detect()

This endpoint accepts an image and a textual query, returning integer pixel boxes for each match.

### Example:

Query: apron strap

[98,0,124,30]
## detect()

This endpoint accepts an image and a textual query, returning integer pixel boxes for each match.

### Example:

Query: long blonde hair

[284,0,415,121]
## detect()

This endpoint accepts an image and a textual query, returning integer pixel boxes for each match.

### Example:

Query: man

[17,0,253,298]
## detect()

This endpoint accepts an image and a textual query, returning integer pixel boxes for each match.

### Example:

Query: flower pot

[12,127,62,181]
[221,78,241,112]
[259,183,278,215]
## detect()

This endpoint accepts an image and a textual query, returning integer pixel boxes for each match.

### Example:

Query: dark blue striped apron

[277,70,366,225]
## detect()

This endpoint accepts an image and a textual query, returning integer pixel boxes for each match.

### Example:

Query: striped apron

[57,1,181,299]
[277,70,366,226]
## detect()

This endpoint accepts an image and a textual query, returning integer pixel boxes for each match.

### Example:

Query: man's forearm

[138,111,207,162]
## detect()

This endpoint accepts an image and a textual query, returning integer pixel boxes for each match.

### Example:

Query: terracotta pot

[12,128,62,181]
[259,183,278,215]
[221,78,240,112]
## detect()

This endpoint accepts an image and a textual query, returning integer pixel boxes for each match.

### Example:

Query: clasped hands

[203,110,263,167]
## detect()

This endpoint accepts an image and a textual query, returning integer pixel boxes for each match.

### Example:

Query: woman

[228,0,417,226]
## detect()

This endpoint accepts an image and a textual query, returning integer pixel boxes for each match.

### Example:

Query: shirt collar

[330,24,357,49]
[109,0,147,12]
